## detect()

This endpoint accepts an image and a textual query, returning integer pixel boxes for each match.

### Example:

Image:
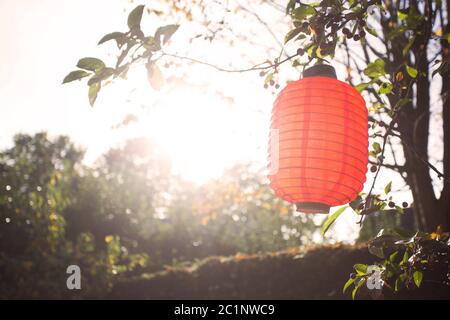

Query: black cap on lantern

[303,64,337,79]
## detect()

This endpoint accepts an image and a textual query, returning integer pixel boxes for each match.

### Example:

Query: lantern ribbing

[268,65,368,214]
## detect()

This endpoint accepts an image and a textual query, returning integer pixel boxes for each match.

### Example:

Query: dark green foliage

[345,228,450,299]
[110,244,374,299]
[0,133,317,298]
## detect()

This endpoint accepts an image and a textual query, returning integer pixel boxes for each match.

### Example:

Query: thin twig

[161,51,299,73]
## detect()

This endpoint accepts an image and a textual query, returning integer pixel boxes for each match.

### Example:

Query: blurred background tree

[0,132,318,298]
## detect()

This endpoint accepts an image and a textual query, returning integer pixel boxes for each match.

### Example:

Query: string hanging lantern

[268,64,368,214]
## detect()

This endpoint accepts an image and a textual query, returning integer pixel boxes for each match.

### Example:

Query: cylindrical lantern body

[268,65,368,213]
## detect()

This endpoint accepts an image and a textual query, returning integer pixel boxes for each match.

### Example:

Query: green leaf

[306,44,316,58]
[343,277,355,293]
[321,206,347,236]
[291,5,316,20]
[354,263,368,275]
[384,181,392,194]
[364,59,386,79]
[88,82,101,107]
[284,28,302,44]
[394,278,401,292]
[396,273,408,291]
[351,286,358,300]
[379,82,393,94]
[406,65,418,78]
[398,10,408,20]
[401,251,409,265]
[98,32,125,46]
[87,68,115,86]
[388,25,407,40]
[77,57,105,72]
[366,27,378,37]
[389,250,398,262]
[413,270,423,288]
[372,142,382,154]
[355,81,373,92]
[286,0,296,14]
[396,98,411,108]
[155,24,179,45]
[442,33,450,44]
[62,70,90,84]
[264,72,274,85]
[402,36,416,57]
[127,5,145,29]
[147,62,164,90]
[351,279,364,300]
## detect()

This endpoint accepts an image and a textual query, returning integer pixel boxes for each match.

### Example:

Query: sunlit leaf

[155,24,180,45]
[401,251,409,265]
[77,57,105,72]
[406,65,418,78]
[413,270,423,287]
[98,32,125,46]
[284,28,302,44]
[88,82,101,107]
[402,36,416,56]
[355,81,373,92]
[442,33,450,44]
[62,70,90,84]
[398,11,408,20]
[354,263,368,275]
[372,142,381,154]
[286,0,296,14]
[321,206,347,236]
[384,181,392,194]
[379,82,393,94]
[291,5,316,20]
[389,250,398,262]
[351,279,364,300]
[343,277,355,293]
[128,5,145,29]
[364,59,386,79]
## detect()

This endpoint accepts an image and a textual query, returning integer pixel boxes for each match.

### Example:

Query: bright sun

[135,86,267,184]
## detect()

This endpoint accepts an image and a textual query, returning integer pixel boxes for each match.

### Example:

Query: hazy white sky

[0,0,281,181]
[0,0,130,152]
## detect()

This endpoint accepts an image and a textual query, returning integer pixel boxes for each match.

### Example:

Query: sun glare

[136,86,266,184]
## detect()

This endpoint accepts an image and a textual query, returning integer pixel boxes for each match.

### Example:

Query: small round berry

[350,273,356,279]
[359,30,366,37]
[388,201,395,208]
[297,47,305,56]
[402,202,408,208]
[302,21,309,28]
[275,84,280,89]
[370,165,377,173]
[270,80,275,86]
[353,34,361,41]
[259,71,265,77]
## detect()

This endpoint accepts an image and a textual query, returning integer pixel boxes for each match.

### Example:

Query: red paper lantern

[268,64,368,214]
